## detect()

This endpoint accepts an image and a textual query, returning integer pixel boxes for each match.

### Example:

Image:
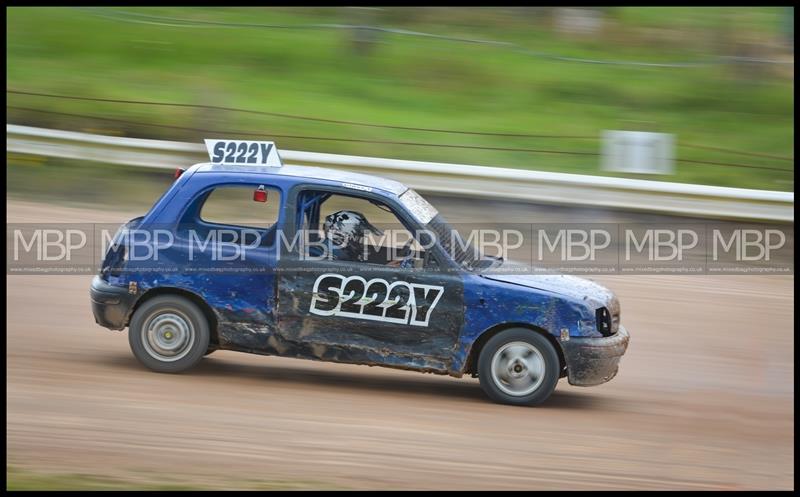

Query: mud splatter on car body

[91,161,629,391]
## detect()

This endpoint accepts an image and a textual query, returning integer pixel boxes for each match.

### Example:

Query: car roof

[192,163,409,196]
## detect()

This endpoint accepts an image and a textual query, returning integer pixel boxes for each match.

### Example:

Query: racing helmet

[323,210,383,256]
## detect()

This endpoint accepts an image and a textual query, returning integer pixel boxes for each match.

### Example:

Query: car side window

[200,185,281,230]
[298,190,427,268]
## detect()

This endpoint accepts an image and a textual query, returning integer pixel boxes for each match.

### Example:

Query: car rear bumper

[90,275,135,330]
[561,325,630,386]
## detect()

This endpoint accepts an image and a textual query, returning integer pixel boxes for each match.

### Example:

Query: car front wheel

[128,295,210,373]
[477,328,560,406]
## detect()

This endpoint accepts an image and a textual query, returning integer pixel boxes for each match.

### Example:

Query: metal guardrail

[6,124,794,222]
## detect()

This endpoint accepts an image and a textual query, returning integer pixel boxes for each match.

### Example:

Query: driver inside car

[309,210,413,268]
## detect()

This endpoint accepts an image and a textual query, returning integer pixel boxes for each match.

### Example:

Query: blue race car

[90,140,629,406]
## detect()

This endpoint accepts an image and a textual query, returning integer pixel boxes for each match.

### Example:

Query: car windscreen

[426,214,481,271]
[402,190,503,272]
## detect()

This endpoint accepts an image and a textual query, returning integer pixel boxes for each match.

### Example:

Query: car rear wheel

[477,328,560,406]
[128,295,210,373]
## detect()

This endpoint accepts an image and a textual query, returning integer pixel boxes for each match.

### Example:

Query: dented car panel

[451,273,611,375]
[275,262,464,365]
[91,161,630,392]
[90,275,136,330]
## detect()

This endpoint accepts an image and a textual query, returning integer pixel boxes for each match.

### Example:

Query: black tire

[128,295,210,374]
[477,328,560,406]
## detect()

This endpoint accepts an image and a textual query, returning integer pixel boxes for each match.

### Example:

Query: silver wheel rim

[142,309,195,362]
[490,341,546,397]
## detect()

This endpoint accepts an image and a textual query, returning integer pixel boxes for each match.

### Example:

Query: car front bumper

[561,325,630,386]
[90,275,135,330]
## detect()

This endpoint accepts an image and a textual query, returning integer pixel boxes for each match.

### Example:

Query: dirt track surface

[6,200,794,490]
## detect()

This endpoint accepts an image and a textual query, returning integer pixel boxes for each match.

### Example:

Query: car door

[275,186,464,367]
[171,182,282,350]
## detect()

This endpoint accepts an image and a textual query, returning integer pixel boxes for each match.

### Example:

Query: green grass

[6,466,344,491]
[6,7,794,191]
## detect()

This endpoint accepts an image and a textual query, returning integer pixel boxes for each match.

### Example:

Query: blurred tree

[530,7,557,30]
[725,10,774,83]
[781,7,793,49]
[377,6,423,25]
[345,7,383,56]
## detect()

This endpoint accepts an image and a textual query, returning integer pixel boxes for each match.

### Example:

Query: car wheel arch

[127,287,219,346]
[464,323,566,377]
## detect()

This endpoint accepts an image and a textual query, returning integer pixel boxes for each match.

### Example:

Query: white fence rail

[7,124,794,222]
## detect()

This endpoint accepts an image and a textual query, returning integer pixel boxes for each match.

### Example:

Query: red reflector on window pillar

[253,185,267,203]
[174,168,185,179]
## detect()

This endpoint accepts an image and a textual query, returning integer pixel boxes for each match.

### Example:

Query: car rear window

[200,184,281,229]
